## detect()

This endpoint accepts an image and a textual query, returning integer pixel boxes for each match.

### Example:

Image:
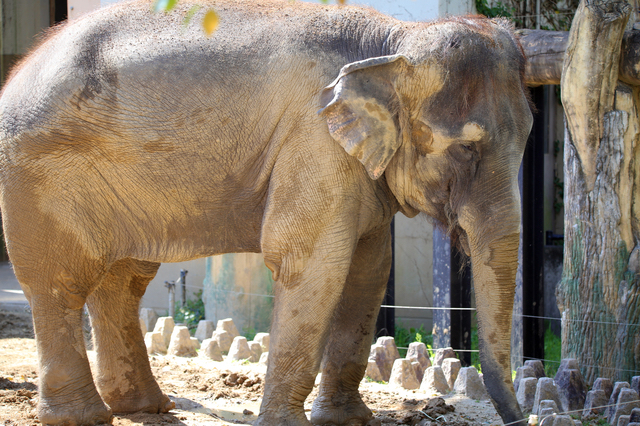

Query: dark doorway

[50,0,68,24]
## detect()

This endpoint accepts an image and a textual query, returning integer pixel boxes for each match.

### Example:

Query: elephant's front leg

[86,258,174,414]
[256,231,357,426]
[311,227,392,426]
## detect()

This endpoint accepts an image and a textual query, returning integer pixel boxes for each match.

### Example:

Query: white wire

[502,399,640,426]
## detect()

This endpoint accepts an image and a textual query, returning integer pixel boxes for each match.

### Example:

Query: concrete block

[582,389,608,420]
[211,329,233,353]
[411,360,424,383]
[365,358,385,382]
[153,316,175,348]
[190,337,200,350]
[593,377,614,400]
[194,320,215,342]
[376,336,401,364]
[228,336,252,361]
[216,318,240,339]
[618,415,631,426]
[514,365,536,394]
[407,342,431,370]
[632,377,640,396]
[538,399,559,424]
[248,341,262,362]
[607,382,631,420]
[611,388,640,426]
[441,358,461,389]
[629,407,640,423]
[144,331,167,355]
[139,317,147,336]
[533,378,562,415]
[555,358,579,375]
[524,359,546,378]
[200,338,223,361]
[254,332,270,352]
[389,358,420,390]
[140,308,158,333]
[555,368,587,412]
[167,326,197,357]
[516,377,538,413]
[433,347,456,367]
[369,343,394,382]
[543,415,574,426]
[420,366,450,394]
[259,351,268,366]
[453,366,488,400]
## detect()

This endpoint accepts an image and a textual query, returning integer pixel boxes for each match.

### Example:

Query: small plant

[243,326,256,342]
[544,320,561,377]
[394,322,429,357]
[475,0,514,19]
[174,289,205,335]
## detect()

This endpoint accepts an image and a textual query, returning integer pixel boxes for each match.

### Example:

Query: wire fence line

[191,286,640,329]
[183,285,640,373]
[502,399,640,426]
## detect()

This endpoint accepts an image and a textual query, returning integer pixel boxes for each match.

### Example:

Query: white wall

[349,0,438,21]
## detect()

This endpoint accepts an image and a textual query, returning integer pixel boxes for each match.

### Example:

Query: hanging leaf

[336,0,346,4]
[152,0,179,13]
[183,5,202,27]
[203,9,220,36]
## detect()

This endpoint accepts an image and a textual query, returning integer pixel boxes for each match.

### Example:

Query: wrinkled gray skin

[0,0,532,425]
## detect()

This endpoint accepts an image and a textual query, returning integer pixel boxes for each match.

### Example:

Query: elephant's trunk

[459,188,526,425]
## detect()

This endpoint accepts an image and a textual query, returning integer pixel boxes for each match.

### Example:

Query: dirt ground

[0,310,504,426]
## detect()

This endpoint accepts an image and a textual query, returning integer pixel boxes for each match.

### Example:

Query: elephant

[0,0,532,425]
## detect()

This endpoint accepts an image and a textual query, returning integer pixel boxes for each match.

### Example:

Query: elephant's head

[320,17,532,425]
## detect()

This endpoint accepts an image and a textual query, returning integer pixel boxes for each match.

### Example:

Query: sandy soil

[0,310,504,426]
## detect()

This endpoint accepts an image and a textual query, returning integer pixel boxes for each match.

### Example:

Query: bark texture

[561,0,631,191]
[557,84,640,384]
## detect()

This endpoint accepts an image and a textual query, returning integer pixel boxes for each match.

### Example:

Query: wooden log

[517,29,568,86]
[518,29,640,87]
[561,0,630,191]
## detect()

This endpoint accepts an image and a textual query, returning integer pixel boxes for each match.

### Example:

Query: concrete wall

[203,254,273,335]
[1,0,51,82]
[394,214,434,332]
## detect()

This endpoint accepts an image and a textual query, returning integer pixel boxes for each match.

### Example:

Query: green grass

[543,320,562,377]
[394,322,431,358]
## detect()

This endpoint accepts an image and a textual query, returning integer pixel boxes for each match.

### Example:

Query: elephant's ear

[319,55,409,180]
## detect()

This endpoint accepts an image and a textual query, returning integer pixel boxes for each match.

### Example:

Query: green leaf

[183,5,202,27]
[152,0,179,13]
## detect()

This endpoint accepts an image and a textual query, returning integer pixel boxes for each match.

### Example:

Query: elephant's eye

[448,142,477,162]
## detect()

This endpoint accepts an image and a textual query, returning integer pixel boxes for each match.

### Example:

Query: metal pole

[179,269,188,308]
[165,281,175,318]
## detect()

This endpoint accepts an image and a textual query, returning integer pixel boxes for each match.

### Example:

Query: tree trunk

[558,84,640,383]
[557,0,640,385]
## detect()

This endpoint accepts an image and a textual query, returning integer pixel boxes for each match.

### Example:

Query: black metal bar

[522,86,546,362]
[450,247,472,366]
[376,218,395,338]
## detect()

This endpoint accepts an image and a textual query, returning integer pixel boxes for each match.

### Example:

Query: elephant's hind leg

[86,258,174,414]
[12,258,113,425]
[310,228,392,426]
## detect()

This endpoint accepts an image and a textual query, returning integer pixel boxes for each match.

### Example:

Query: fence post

[432,227,451,349]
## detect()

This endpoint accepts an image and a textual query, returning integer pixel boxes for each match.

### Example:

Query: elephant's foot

[254,406,312,426]
[38,392,113,426]
[104,390,175,414]
[310,391,372,425]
